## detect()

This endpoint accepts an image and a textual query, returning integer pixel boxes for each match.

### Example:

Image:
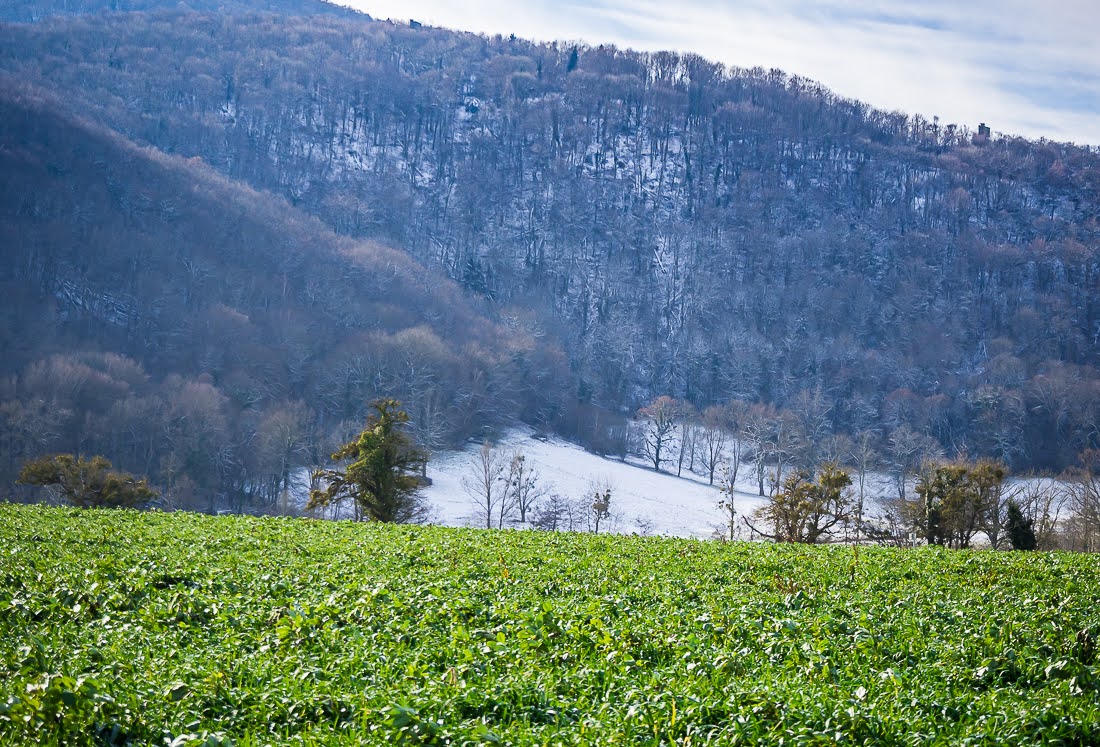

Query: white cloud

[346,0,1100,144]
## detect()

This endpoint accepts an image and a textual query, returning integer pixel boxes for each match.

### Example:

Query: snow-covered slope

[421,428,769,539]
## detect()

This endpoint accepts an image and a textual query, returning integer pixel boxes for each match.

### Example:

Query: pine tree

[308,399,427,522]
[1005,499,1037,551]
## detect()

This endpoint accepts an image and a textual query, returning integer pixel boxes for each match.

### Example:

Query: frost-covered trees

[638,396,681,472]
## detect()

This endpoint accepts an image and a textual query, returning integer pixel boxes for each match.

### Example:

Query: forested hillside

[2,3,1100,506]
[0,86,565,510]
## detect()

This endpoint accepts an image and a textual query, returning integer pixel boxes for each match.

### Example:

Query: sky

[341,0,1100,146]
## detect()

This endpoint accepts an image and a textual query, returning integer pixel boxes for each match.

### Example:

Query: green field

[1,504,1098,746]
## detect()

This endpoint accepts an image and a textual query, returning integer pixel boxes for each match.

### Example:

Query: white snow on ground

[421,427,770,538]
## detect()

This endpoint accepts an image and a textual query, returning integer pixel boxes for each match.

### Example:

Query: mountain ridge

[2,4,1099,497]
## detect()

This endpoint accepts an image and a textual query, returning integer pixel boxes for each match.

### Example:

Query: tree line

[17,393,1100,553]
[629,393,1100,551]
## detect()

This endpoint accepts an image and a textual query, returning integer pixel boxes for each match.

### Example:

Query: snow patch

[421,426,769,538]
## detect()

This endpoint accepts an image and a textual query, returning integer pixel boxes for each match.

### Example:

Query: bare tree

[847,430,880,542]
[715,465,739,541]
[254,400,314,512]
[1011,477,1068,550]
[462,440,511,529]
[504,451,546,524]
[531,493,586,532]
[790,387,833,470]
[976,460,1011,548]
[676,406,700,477]
[742,404,774,496]
[720,401,752,491]
[408,386,451,478]
[888,425,942,502]
[590,486,612,534]
[1066,450,1100,552]
[865,496,922,547]
[770,410,801,495]
[638,396,680,472]
[974,461,1015,549]
[698,405,727,485]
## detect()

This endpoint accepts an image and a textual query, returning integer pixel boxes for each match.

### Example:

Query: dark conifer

[1005,499,1037,551]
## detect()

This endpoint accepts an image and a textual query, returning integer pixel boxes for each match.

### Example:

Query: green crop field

[1,504,1098,746]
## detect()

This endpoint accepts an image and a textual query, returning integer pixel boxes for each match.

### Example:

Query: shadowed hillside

[0,85,568,510]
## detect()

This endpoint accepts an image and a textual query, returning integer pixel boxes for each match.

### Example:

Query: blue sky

[342,0,1100,146]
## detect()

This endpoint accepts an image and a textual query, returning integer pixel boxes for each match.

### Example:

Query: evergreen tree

[1005,499,1037,551]
[308,399,427,522]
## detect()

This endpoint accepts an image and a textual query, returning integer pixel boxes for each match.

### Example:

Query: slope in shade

[0,85,566,511]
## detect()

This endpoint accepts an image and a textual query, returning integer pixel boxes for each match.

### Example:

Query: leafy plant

[2,503,1098,745]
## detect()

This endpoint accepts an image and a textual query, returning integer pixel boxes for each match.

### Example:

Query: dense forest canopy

[2,0,1100,510]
